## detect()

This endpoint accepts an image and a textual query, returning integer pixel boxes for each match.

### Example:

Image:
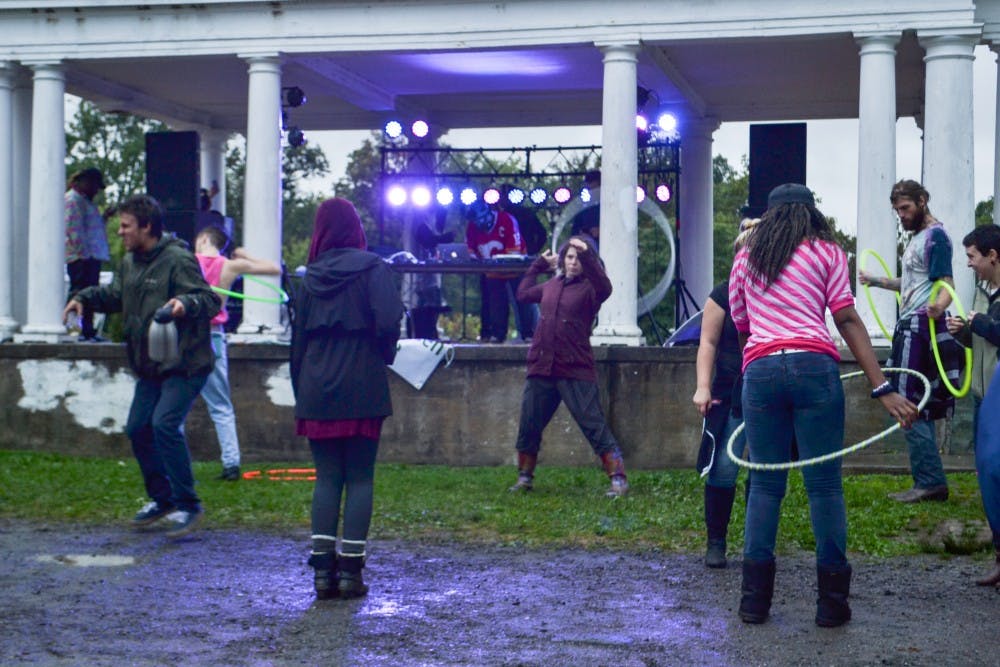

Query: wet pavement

[1,519,997,666]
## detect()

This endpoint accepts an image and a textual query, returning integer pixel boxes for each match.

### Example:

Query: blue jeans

[976,364,1000,545]
[741,351,848,568]
[903,419,948,489]
[125,373,209,513]
[707,413,746,488]
[200,332,240,468]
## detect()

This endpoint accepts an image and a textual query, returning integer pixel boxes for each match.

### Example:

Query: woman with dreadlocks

[728,184,917,628]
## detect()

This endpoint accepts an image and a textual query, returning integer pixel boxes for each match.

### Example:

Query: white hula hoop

[725,367,930,471]
[551,197,675,317]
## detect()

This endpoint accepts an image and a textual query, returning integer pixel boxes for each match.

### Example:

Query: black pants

[67,258,102,338]
[514,377,619,456]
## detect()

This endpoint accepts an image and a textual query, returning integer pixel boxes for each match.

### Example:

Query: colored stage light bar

[655,183,671,202]
[553,186,572,204]
[506,188,525,205]
[411,185,432,207]
[384,120,403,139]
[636,185,646,203]
[386,185,407,207]
[483,187,501,205]
[529,188,548,205]
[580,188,592,204]
[411,120,430,138]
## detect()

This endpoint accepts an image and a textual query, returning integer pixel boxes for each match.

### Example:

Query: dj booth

[388,256,536,340]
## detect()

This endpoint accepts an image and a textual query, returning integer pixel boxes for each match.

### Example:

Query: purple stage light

[636,186,646,204]
[459,188,478,206]
[529,187,548,205]
[436,187,454,206]
[553,187,572,204]
[411,120,430,138]
[384,120,403,139]
[655,183,671,202]
[483,187,501,205]
[656,112,677,133]
[506,188,525,205]
[411,185,432,207]
[635,114,649,132]
[386,185,407,207]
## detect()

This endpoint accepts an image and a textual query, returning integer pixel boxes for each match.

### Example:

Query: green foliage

[0,449,988,557]
[65,100,169,206]
[975,196,994,227]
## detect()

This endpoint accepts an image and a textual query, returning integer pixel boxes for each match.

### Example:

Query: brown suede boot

[975,548,1000,586]
[599,448,629,497]
[508,452,537,492]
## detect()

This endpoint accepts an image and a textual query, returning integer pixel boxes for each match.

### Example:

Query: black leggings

[309,436,379,550]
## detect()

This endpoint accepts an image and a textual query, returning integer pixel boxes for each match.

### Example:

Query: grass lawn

[0,449,988,558]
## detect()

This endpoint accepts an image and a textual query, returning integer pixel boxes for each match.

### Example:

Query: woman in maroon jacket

[509,236,629,497]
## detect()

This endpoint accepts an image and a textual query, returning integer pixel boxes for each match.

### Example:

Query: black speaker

[747,123,807,217]
[146,131,200,212]
[163,210,198,246]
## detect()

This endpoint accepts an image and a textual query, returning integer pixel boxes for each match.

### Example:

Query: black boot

[509,452,538,492]
[307,552,338,600]
[704,485,737,568]
[816,564,852,627]
[739,559,776,624]
[338,554,369,599]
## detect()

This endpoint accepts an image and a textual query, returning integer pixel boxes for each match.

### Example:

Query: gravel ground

[1,519,997,666]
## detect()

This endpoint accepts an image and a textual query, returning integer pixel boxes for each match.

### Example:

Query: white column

[855,33,900,344]
[199,128,228,216]
[919,33,977,304]
[591,41,644,346]
[236,55,283,338]
[11,70,31,327]
[0,62,17,340]
[678,117,718,313]
[16,62,66,343]
[992,45,1000,227]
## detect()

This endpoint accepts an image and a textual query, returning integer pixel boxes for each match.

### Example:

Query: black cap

[767,183,813,209]
[70,167,106,189]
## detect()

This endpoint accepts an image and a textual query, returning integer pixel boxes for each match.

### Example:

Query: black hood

[304,247,383,297]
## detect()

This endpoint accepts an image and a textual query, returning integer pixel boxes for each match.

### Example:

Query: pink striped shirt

[729,239,855,371]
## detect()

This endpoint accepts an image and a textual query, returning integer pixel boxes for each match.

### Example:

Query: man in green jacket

[63,194,221,537]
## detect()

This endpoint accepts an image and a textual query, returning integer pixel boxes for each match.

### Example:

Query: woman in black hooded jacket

[290,197,404,600]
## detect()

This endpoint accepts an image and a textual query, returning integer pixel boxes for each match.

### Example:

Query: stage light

[411,120,429,138]
[655,183,671,202]
[635,114,649,132]
[483,187,501,205]
[529,187,548,205]
[384,120,403,139]
[282,86,306,108]
[580,187,592,204]
[436,187,454,206]
[411,185,432,207]
[386,185,407,207]
[553,186,572,204]
[506,187,525,205]
[636,186,646,204]
[459,187,478,206]
[287,127,306,147]
[656,112,677,133]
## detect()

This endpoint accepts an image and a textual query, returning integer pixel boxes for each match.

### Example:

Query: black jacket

[290,248,404,421]
[76,235,220,379]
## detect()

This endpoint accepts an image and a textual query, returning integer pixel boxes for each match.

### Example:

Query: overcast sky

[305,46,998,237]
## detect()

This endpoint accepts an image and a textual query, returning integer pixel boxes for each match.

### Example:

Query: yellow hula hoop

[859,249,901,341]
[726,367,930,471]
[927,280,972,398]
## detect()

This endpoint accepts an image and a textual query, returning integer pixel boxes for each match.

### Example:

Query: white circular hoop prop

[725,367,930,471]
[551,197,675,317]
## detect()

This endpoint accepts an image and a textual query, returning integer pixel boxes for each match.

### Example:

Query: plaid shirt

[65,189,110,263]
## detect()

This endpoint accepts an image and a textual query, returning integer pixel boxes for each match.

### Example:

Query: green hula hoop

[927,280,972,398]
[859,249,901,341]
[726,367,930,471]
[212,275,288,304]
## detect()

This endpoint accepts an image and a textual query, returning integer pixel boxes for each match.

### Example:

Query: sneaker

[164,509,202,537]
[508,473,534,492]
[218,466,241,481]
[132,501,174,527]
[887,485,949,503]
